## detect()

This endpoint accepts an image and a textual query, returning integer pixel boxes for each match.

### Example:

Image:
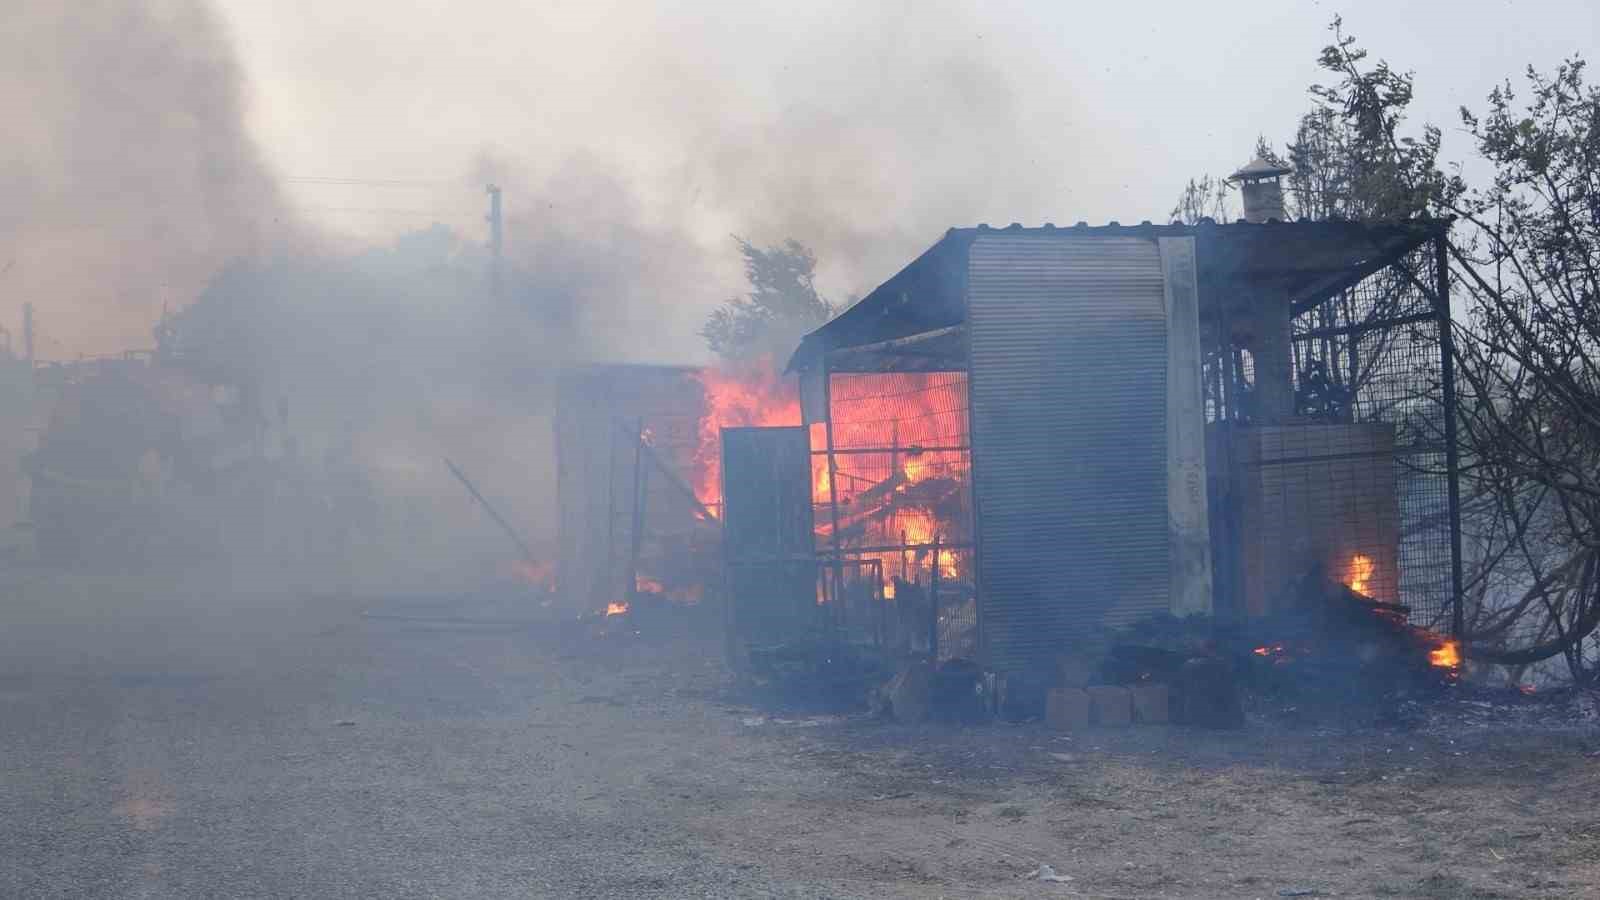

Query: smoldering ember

[6,6,1600,899]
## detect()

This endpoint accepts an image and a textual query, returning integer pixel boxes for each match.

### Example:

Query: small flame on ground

[636,575,665,594]
[1429,640,1461,669]
[605,601,629,617]
[1346,553,1375,596]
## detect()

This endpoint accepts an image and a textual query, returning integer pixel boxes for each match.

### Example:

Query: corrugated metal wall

[966,234,1170,672]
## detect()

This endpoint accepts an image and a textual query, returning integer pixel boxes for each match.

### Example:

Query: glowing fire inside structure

[691,359,971,605]
[1345,553,1375,596]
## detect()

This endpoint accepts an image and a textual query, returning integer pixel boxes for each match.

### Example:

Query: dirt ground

[3,573,1599,898]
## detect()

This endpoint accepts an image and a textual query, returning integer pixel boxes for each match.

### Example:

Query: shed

[787,219,1460,675]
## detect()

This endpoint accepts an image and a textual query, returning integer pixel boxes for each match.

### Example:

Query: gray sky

[11,0,1596,358]
[215,0,1593,345]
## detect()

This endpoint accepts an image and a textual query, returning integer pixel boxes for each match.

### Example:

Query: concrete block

[1045,688,1090,730]
[1087,685,1133,727]
[1130,683,1170,724]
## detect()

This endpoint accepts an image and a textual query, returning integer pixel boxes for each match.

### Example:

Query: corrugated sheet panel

[722,426,817,642]
[966,235,1170,673]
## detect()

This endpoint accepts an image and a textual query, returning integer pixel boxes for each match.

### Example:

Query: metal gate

[721,426,817,644]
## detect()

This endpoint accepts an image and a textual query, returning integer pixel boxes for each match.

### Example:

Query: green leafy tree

[701,238,835,362]
[1173,18,1600,678]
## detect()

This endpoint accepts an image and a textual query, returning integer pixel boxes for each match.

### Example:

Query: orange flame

[1345,554,1375,596]
[605,602,629,617]
[689,365,971,601]
[635,575,664,594]
[1429,640,1461,669]
[692,359,802,515]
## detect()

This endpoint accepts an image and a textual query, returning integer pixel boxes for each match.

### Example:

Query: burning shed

[554,363,720,614]
[787,215,1461,676]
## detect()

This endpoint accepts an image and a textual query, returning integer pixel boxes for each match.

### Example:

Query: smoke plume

[0,1,303,355]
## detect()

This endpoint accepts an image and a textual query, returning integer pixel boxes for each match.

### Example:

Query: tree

[1292,24,1600,679]
[1168,174,1234,225]
[700,238,835,363]
[1175,18,1600,680]
[1442,58,1600,679]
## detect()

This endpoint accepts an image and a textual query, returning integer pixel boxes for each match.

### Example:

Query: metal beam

[1435,234,1466,638]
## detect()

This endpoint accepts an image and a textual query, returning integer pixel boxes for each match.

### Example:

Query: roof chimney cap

[1229,157,1294,182]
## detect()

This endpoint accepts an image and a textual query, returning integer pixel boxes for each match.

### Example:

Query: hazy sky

[10,0,1596,359]
[217,0,1593,310]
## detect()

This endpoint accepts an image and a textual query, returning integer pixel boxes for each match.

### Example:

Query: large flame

[692,359,804,515]
[690,364,971,598]
[1345,553,1375,596]
[829,373,971,596]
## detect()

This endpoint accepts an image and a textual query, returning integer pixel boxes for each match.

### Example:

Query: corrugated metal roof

[785,217,1451,373]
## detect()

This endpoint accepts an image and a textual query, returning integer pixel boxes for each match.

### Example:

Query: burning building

[779,209,1462,676]
[554,178,1462,687]
[553,360,809,616]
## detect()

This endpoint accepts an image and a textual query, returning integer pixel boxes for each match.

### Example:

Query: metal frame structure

[787,219,1465,673]
[1203,231,1460,630]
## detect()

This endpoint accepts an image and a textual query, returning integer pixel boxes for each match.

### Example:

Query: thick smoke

[0,1,304,355]
[6,0,1107,590]
[245,0,1103,361]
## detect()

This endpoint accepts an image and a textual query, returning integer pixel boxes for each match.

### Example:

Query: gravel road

[4,572,1599,898]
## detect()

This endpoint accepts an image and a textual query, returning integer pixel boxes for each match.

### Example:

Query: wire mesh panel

[816,371,976,661]
[1204,242,1455,628]
[555,365,711,612]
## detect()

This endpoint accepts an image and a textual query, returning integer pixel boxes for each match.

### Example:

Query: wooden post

[822,356,844,638]
[627,417,647,605]
[929,533,942,662]
[1436,233,1465,638]
[605,418,618,602]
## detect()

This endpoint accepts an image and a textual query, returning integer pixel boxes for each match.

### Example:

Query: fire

[605,601,629,617]
[901,453,929,483]
[1429,639,1461,670]
[636,575,665,594]
[813,454,831,501]
[692,358,802,514]
[689,363,971,601]
[1345,553,1375,596]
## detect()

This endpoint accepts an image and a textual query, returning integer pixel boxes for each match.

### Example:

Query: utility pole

[22,302,33,367]
[485,184,503,297]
